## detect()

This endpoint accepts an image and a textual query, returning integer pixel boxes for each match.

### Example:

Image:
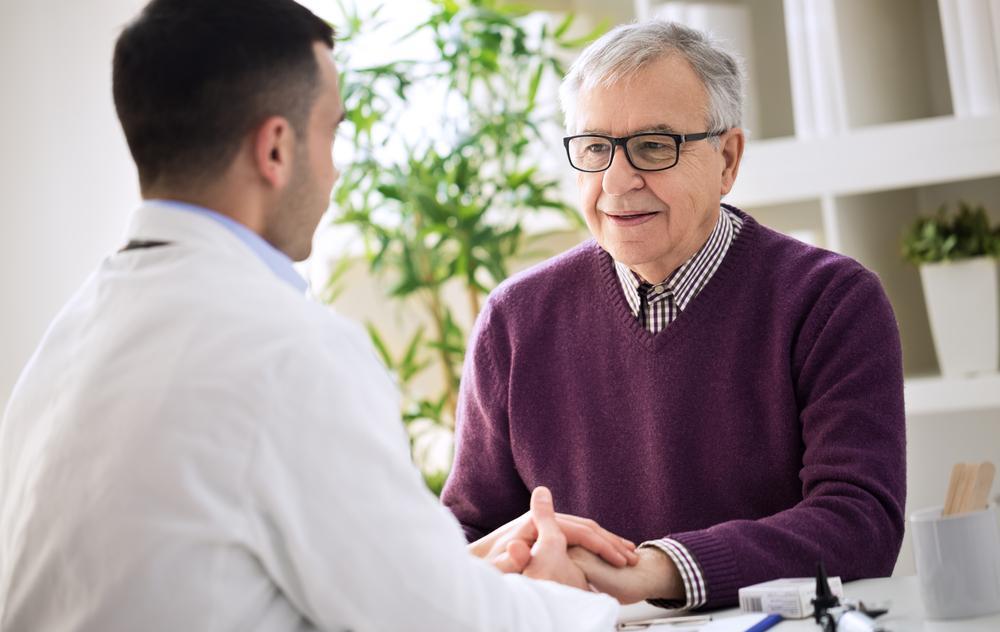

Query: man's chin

[601,239,656,264]
[607,252,651,271]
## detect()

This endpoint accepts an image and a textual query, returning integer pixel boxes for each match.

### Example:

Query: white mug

[910,504,1000,620]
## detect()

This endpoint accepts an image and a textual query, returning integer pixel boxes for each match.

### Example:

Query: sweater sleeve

[441,295,531,542]
[668,268,906,609]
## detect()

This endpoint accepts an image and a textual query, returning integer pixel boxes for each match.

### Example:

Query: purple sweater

[441,207,906,609]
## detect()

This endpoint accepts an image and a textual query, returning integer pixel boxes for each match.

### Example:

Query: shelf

[905,373,1000,416]
[648,0,794,140]
[743,198,825,248]
[730,114,1000,207]
[836,0,952,129]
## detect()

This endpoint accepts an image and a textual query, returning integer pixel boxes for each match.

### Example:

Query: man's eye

[585,143,610,154]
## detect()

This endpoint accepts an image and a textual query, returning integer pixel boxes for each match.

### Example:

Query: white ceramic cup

[910,504,1000,620]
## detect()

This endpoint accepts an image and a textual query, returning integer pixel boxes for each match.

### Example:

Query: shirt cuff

[639,538,707,610]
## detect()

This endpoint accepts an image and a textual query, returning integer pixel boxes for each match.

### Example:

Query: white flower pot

[919,257,999,376]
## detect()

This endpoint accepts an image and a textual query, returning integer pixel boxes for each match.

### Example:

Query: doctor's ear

[253,115,295,190]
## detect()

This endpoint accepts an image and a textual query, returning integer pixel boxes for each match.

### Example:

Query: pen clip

[618,614,712,629]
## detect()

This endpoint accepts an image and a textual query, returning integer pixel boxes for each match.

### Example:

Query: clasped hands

[468,487,683,604]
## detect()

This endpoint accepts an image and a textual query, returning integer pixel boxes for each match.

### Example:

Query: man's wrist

[638,546,685,601]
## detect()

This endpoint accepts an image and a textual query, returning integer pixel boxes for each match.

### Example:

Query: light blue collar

[147,199,308,293]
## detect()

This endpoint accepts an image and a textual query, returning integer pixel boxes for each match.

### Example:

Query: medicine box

[738,577,844,619]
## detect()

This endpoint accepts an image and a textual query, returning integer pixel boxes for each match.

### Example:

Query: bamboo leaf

[526,61,544,109]
[558,18,609,49]
[553,13,574,39]
[365,322,394,370]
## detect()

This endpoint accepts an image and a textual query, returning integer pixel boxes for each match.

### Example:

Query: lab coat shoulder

[148,241,401,437]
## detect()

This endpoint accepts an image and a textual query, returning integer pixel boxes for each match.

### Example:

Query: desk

[618,576,1000,631]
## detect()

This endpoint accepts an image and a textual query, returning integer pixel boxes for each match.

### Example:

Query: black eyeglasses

[562,130,723,172]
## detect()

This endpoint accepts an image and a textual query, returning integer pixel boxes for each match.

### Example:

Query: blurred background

[2,0,999,577]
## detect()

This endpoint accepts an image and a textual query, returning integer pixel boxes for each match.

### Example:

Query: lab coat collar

[123,201,308,294]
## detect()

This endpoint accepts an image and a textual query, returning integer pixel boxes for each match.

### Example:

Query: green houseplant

[327,0,604,493]
[902,202,1000,377]
[902,201,1000,264]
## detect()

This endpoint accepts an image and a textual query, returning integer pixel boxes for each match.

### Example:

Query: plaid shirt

[614,205,743,609]
[615,206,743,333]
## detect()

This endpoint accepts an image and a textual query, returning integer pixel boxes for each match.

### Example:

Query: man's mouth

[602,210,660,226]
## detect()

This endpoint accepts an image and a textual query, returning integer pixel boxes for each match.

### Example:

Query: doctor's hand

[497,487,588,590]
[567,545,684,605]
[471,494,638,574]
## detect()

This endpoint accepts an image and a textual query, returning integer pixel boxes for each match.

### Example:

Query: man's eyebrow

[578,124,681,136]
[635,124,680,134]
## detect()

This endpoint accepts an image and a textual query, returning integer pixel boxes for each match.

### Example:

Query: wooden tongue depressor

[943,462,997,516]
[942,463,967,516]
[958,462,996,514]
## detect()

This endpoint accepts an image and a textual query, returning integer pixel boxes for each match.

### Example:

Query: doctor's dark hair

[112,0,335,191]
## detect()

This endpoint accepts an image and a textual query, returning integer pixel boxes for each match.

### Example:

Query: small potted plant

[903,202,1000,376]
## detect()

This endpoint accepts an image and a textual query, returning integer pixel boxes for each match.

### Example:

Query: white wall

[0,0,145,412]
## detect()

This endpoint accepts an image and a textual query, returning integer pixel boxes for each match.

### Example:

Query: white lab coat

[0,202,618,631]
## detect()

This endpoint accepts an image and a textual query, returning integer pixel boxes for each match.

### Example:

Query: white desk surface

[618,576,1000,631]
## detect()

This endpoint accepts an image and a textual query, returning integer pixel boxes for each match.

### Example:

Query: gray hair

[559,20,744,141]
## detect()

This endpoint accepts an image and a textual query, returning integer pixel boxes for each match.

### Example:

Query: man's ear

[253,115,295,190]
[718,127,745,196]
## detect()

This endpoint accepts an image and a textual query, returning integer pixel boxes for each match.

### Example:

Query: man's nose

[602,146,643,195]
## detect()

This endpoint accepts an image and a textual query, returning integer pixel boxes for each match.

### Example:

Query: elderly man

[0,1,639,630]
[442,20,906,610]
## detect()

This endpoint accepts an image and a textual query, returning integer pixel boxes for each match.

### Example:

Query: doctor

[0,0,636,630]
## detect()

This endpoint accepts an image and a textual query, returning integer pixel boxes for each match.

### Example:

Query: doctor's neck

[141,164,268,236]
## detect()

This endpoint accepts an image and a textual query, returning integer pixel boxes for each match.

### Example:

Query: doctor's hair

[558,20,744,146]
[112,0,335,192]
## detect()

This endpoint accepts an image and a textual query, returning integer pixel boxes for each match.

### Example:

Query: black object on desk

[812,561,841,625]
[812,561,889,632]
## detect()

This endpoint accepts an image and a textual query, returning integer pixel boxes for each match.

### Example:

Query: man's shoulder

[743,213,871,290]
[729,213,889,334]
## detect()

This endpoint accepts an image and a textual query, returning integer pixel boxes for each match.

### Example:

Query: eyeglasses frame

[562,130,725,173]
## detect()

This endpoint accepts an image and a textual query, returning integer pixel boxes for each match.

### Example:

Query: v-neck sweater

[442,205,906,609]
[615,205,742,335]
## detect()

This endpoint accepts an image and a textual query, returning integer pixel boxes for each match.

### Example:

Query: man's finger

[553,513,639,566]
[560,521,629,567]
[555,513,638,551]
[557,513,633,542]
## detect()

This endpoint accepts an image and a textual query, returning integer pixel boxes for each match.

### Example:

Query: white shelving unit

[906,373,1000,416]
[624,0,1000,413]
[622,0,1000,575]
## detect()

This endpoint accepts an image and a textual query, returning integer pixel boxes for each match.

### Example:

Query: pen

[744,613,782,632]
[617,613,712,629]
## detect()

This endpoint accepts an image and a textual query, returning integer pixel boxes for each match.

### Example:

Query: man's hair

[113,0,335,191]
[559,20,743,143]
